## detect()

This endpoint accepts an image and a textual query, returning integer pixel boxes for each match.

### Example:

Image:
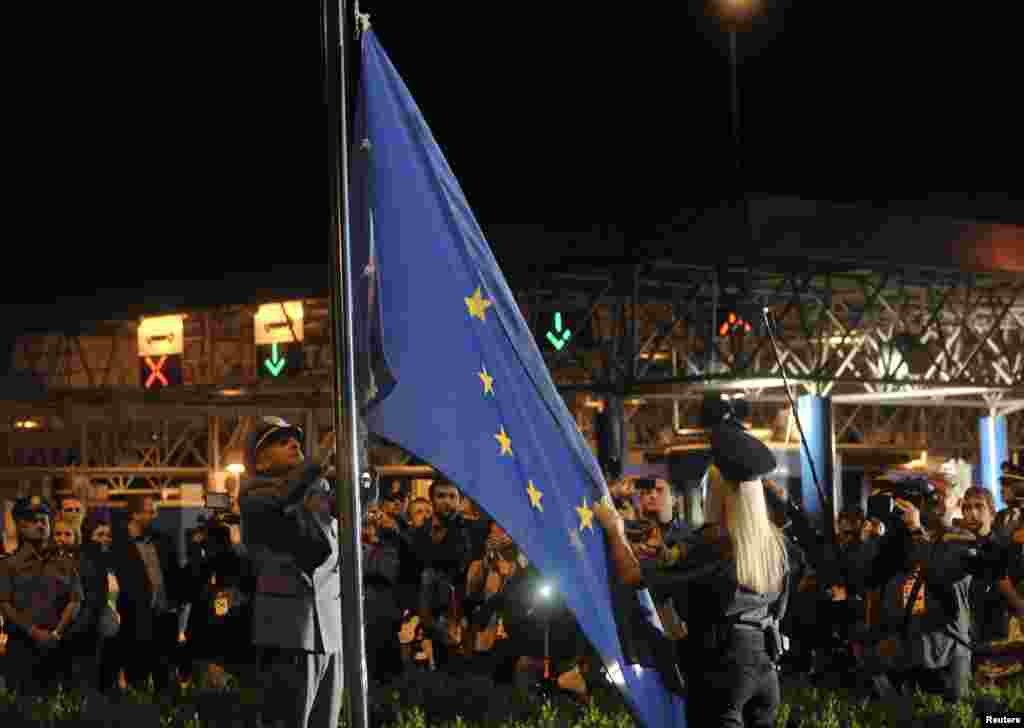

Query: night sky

[3,1,1020,360]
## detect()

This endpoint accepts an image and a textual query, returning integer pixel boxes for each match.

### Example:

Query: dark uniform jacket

[642,531,802,667]
[110,529,182,643]
[0,544,83,636]
[240,463,342,654]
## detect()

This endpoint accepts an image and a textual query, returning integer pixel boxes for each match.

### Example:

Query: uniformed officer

[596,424,799,728]
[0,496,83,696]
[240,416,342,728]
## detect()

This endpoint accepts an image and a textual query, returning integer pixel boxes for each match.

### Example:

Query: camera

[204,492,241,525]
[867,477,939,530]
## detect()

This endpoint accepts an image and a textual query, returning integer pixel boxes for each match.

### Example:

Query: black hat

[12,495,51,521]
[246,416,305,473]
[710,424,777,483]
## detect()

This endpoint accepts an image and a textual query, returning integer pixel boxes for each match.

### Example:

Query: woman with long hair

[595,424,799,728]
[77,510,122,693]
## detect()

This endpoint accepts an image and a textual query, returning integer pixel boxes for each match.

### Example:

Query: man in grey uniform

[240,417,343,728]
[0,496,83,696]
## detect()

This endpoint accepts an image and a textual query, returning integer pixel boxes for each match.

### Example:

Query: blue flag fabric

[354,29,686,728]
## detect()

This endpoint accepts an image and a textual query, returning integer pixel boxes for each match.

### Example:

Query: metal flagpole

[323,0,370,723]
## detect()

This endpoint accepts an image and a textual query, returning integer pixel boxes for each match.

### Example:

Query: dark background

[2,1,1021,355]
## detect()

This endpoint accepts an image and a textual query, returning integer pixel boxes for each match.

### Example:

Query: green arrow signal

[545,312,571,351]
[264,342,287,377]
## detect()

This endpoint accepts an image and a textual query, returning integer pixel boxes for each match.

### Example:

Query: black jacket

[72,544,113,635]
[110,529,183,642]
[642,533,803,662]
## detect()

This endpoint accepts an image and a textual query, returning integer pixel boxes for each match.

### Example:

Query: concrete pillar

[979,413,1009,510]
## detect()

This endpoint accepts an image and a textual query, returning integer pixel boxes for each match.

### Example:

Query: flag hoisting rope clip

[355,3,371,36]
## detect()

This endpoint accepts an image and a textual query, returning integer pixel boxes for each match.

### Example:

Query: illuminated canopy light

[138,315,185,357]
[14,419,41,430]
[254,301,305,345]
[695,378,796,391]
[831,386,1005,404]
[226,463,245,475]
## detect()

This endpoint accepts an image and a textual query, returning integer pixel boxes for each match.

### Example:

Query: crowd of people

[1,417,1022,726]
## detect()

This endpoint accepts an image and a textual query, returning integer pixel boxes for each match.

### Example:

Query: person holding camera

[239,416,342,728]
[361,501,404,680]
[464,519,519,656]
[596,424,798,728]
[806,507,880,682]
[179,512,254,687]
[854,484,975,702]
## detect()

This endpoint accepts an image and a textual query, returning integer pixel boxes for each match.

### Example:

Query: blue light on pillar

[797,394,837,535]
[979,414,1009,510]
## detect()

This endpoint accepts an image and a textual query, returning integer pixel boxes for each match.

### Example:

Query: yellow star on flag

[478,366,494,395]
[576,498,594,532]
[495,426,513,456]
[465,287,493,321]
[526,480,544,512]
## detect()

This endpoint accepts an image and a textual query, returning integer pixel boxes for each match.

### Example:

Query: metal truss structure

[518,263,1024,452]
[2,263,1023,498]
[0,401,337,497]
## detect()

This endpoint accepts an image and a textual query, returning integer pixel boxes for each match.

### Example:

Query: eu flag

[353,27,686,728]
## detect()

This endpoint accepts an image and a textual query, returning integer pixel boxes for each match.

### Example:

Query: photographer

[464,519,520,657]
[620,502,689,643]
[856,483,975,702]
[362,502,403,680]
[811,507,879,680]
[180,512,254,687]
[468,555,586,695]
[239,416,342,728]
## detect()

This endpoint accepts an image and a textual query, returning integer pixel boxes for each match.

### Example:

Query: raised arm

[593,499,643,588]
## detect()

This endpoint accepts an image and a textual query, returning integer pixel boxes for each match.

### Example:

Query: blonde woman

[595,424,798,728]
